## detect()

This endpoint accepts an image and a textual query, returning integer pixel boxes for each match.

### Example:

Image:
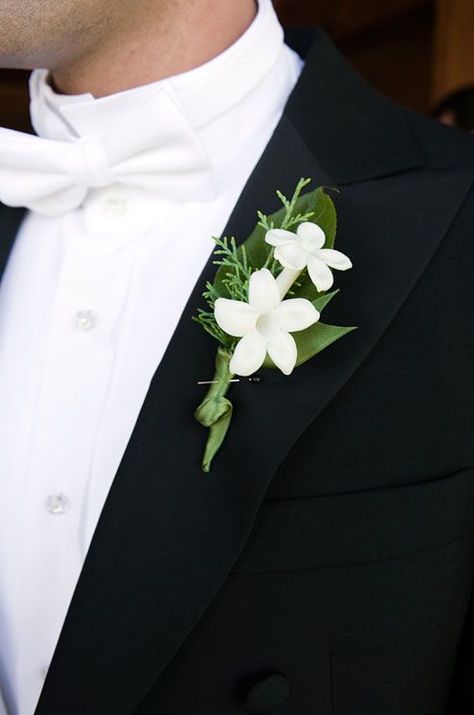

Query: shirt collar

[29,0,285,144]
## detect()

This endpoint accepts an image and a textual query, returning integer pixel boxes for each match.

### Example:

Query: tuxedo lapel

[26,31,473,715]
[34,115,332,715]
[0,205,25,279]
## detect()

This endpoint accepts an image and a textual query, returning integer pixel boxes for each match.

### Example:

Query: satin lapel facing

[35,105,473,713]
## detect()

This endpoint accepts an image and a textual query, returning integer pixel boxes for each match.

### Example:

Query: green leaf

[311,186,337,248]
[313,289,339,312]
[294,322,357,368]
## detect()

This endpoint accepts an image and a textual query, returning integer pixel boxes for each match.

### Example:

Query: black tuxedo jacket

[1,29,473,715]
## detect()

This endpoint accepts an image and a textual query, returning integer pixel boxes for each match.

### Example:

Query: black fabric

[0,28,472,715]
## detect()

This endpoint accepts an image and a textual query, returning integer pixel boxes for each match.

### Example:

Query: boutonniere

[194,178,356,472]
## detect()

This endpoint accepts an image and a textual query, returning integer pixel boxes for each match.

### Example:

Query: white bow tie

[0,85,216,217]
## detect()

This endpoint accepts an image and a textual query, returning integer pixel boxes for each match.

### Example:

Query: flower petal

[248,268,281,313]
[273,298,320,332]
[317,248,352,271]
[307,255,334,292]
[265,228,299,247]
[266,329,297,375]
[230,331,267,377]
[214,298,257,337]
[274,243,308,271]
[297,222,326,251]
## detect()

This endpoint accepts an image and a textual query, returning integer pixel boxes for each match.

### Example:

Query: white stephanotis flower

[214,268,320,377]
[265,221,352,292]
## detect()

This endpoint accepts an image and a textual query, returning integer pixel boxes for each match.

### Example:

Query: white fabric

[0,1,303,713]
[0,83,216,215]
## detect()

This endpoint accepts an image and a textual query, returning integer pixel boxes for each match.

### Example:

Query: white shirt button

[41,666,49,679]
[46,494,70,515]
[103,197,127,218]
[75,310,96,332]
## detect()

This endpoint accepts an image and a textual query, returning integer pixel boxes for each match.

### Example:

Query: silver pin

[197,379,241,386]
[197,376,261,386]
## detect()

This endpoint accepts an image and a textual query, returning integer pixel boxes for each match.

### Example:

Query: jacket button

[243,673,290,712]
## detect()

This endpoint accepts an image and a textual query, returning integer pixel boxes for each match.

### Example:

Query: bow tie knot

[0,85,216,216]
[67,134,114,189]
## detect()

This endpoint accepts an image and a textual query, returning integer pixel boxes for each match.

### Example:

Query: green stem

[194,346,235,472]
[280,177,311,229]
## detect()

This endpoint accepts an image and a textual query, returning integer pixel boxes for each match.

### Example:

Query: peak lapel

[36,33,473,715]
[284,28,424,185]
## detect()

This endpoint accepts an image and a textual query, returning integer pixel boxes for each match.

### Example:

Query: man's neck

[51,0,258,98]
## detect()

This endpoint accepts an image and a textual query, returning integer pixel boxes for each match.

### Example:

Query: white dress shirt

[0,1,303,712]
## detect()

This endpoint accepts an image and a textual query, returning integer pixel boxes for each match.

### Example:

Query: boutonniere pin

[194,178,356,472]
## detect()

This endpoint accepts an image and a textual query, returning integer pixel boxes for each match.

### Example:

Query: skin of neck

[51,0,258,97]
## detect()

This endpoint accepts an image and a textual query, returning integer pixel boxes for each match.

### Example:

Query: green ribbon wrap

[194,346,234,472]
